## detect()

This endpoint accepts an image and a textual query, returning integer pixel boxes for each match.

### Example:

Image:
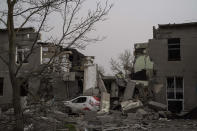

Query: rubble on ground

[1,76,197,131]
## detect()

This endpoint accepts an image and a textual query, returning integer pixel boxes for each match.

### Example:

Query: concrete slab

[148,101,167,111]
[123,80,135,100]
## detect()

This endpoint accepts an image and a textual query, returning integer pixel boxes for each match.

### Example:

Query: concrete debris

[123,80,135,101]
[83,58,98,95]
[103,125,130,131]
[158,111,167,118]
[121,100,143,113]
[126,113,138,120]
[4,108,14,115]
[24,124,33,131]
[99,92,110,113]
[181,106,197,119]
[134,83,153,102]
[148,101,167,111]
[136,108,148,117]
[98,74,108,93]
[84,111,97,121]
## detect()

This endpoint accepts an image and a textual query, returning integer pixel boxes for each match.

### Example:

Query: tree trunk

[10,76,24,131]
[7,1,24,130]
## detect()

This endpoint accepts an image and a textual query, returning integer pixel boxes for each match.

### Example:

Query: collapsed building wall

[148,22,197,113]
[41,43,86,100]
[83,57,97,95]
[132,43,153,81]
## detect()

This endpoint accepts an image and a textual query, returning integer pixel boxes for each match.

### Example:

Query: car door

[71,96,87,112]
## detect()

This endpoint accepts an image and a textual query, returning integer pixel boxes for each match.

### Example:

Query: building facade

[148,22,197,113]
[0,27,42,105]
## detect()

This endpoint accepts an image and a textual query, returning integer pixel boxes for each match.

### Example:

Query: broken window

[168,38,180,61]
[0,77,4,96]
[167,76,183,113]
[16,46,29,64]
[20,80,28,96]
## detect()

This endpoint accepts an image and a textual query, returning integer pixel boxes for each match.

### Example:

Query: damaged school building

[0,27,108,109]
[148,22,197,113]
[102,22,197,115]
[0,22,197,116]
[132,22,197,114]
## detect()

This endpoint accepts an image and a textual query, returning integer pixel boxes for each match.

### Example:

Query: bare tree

[110,49,134,78]
[0,0,112,130]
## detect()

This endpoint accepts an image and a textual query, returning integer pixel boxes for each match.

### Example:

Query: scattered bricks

[148,101,167,111]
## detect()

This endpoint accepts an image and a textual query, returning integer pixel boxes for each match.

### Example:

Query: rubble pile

[0,101,76,131]
[109,79,172,122]
[1,76,197,130]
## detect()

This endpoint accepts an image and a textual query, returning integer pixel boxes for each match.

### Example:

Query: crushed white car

[63,96,100,113]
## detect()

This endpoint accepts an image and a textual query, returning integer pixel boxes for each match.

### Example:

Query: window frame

[166,76,184,111]
[16,46,30,64]
[167,38,181,61]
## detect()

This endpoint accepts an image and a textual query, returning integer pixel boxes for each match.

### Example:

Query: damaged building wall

[53,76,79,100]
[132,43,153,81]
[83,57,98,95]
[148,22,197,112]
[0,28,42,105]
[41,44,85,100]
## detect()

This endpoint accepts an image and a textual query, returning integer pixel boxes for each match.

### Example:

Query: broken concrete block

[123,80,136,101]
[121,100,143,113]
[100,92,110,113]
[148,101,167,111]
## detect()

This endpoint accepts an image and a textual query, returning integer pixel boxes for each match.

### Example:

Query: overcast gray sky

[1,0,197,75]
[79,0,197,75]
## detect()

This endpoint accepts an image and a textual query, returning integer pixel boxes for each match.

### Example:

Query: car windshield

[72,97,87,103]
